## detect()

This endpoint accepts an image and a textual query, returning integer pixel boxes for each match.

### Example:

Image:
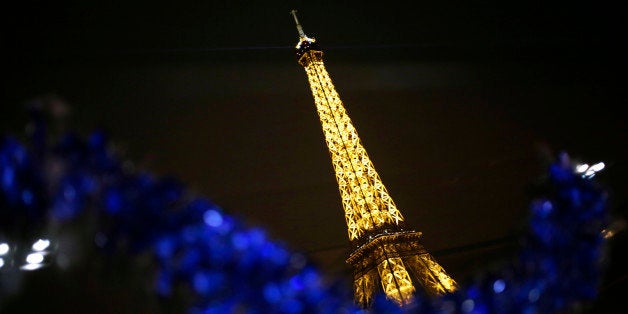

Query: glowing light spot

[0,243,9,255]
[461,299,475,312]
[20,263,45,271]
[26,252,44,264]
[289,275,304,291]
[581,161,605,178]
[576,164,589,173]
[493,279,505,293]
[601,228,615,239]
[590,162,605,172]
[203,210,223,227]
[32,239,50,251]
[0,258,4,268]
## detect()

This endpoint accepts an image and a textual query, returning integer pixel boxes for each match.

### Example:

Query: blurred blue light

[461,299,474,313]
[289,275,304,291]
[232,232,249,251]
[263,283,282,304]
[179,249,201,270]
[262,243,289,266]
[280,298,303,314]
[22,189,34,205]
[528,288,540,302]
[493,279,505,293]
[156,270,172,296]
[203,209,223,227]
[300,267,321,289]
[466,286,480,299]
[105,189,123,214]
[155,237,176,259]
[2,167,15,188]
[193,272,211,294]
[64,185,76,200]
[249,228,266,248]
[541,201,553,215]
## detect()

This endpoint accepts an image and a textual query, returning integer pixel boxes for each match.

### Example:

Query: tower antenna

[290,10,307,38]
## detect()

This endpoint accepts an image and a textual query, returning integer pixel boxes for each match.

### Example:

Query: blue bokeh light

[492,279,505,293]
[203,209,223,227]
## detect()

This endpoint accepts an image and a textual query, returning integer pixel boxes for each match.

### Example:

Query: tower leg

[405,253,458,296]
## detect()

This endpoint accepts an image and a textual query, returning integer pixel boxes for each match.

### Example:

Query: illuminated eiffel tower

[290,11,457,308]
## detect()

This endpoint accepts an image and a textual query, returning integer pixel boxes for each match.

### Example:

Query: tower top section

[290,10,307,38]
[290,10,320,60]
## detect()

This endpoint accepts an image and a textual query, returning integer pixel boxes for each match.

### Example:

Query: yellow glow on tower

[290,10,457,307]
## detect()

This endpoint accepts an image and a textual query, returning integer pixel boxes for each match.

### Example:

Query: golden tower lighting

[290,11,458,308]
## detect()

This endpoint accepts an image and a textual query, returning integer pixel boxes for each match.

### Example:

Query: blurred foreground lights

[601,229,615,239]
[21,263,45,271]
[26,252,45,264]
[576,161,605,178]
[493,279,505,293]
[32,239,50,251]
[461,299,475,313]
[575,164,589,173]
[0,243,9,255]
[1,237,55,271]
[204,209,223,227]
[21,252,46,271]
[601,219,627,239]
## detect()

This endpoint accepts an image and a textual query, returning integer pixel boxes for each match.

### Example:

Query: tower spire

[290,9,307,38]
[292,13,458,308]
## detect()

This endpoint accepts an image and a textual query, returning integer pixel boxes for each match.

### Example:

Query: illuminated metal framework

[290,11,457,307]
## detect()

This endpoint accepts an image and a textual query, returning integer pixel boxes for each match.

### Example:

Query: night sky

[3,1,627,311]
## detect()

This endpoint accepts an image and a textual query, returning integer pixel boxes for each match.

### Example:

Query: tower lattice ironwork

[290,11,458,308]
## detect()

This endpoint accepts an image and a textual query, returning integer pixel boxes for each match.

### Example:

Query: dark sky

[3,0,627,288]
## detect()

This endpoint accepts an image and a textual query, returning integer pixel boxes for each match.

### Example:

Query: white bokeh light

[32,239,51,251]
[590,162,605,172]
[20,263,45,271]
[575,164,589,173]
[0,243,9,255]
[578,161,605,178]
[26,252,45,264]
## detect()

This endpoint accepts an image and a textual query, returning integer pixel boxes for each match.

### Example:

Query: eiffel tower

[290,11,457,308]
